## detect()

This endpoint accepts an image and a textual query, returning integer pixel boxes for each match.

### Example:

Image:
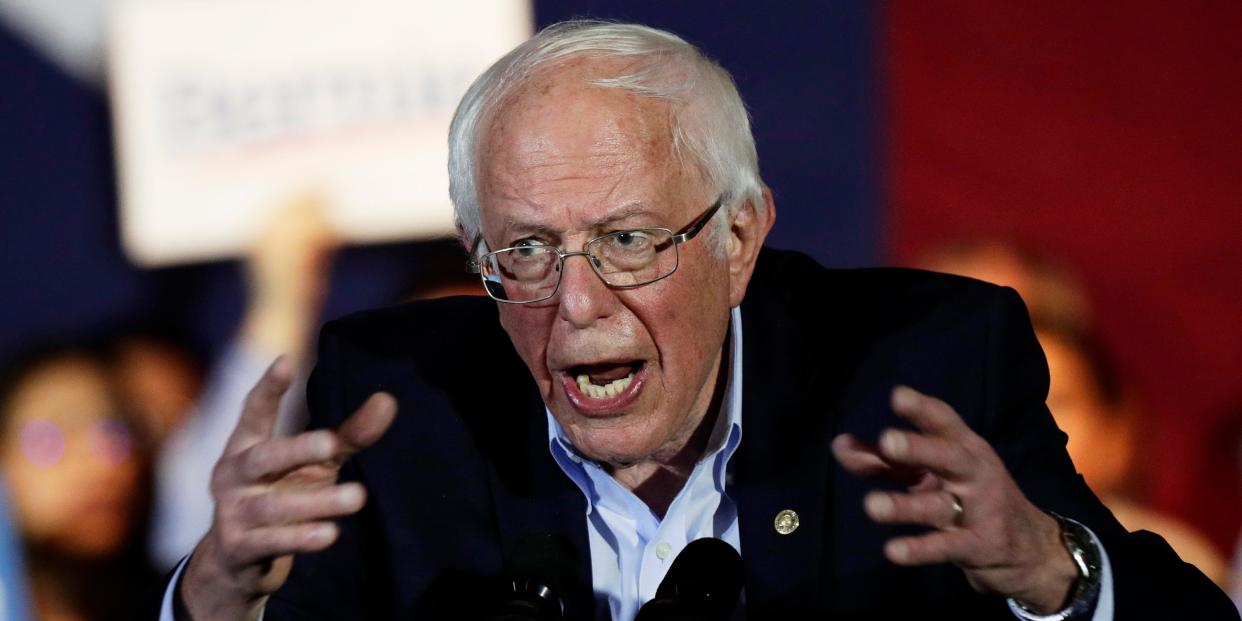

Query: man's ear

[726,185,776,308]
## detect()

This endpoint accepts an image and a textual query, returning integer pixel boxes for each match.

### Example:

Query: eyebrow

[500,202,659,240]
[587,203,656,228]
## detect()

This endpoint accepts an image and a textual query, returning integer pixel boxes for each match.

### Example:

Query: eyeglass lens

[480,228,679,303]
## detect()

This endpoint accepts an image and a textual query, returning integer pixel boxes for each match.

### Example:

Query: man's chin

[554,412,662,464]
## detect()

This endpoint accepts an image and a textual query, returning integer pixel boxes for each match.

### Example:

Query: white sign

[109,0,531,266]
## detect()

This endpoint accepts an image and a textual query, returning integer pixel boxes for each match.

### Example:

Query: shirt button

[655,541,672,560]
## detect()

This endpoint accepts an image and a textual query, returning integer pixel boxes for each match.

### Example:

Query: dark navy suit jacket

[265,248,1235,619]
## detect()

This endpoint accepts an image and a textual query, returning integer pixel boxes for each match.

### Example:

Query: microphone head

[494,532,582,621]
[509,531,580,594]
[651,537,744,618]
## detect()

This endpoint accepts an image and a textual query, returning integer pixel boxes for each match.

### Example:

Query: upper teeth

[576,372,634,400]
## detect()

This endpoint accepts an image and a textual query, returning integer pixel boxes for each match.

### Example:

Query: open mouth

[561,360,646,412]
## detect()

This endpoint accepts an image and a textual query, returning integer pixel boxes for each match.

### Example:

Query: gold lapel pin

[774,509,800,535]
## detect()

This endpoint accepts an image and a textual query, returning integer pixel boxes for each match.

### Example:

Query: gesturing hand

[831,386,1078,613]
[182,357,397,621]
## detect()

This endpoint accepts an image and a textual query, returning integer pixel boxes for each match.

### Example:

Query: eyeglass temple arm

[466,236,484,273]
[671,196,725,244]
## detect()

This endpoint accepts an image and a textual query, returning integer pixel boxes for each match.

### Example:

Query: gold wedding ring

[950,493,965,526]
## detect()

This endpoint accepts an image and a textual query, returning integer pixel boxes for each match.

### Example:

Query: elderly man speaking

[163,21,1234,621]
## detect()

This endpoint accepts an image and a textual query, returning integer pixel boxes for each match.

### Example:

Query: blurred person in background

[1037,321,1227,585]
[0,344,158,621]
[918,237,1091,332]
[151,199,339,570]
[112,333,203,450]
[919,237,1228,585]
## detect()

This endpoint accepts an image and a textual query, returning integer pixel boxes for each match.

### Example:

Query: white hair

[447,20,764,250]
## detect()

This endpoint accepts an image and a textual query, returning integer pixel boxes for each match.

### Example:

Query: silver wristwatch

[1006,513,1103,621]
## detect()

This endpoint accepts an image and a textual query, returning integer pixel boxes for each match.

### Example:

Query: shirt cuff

[1006,522,1114,621]
[159,556,190,621]
[159,556,267,621]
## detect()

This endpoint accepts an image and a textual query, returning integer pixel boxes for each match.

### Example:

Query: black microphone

[635,538,745,621]
[490,532,581,621]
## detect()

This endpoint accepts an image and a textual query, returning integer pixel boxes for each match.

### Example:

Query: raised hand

[831,386,1078,613]
[242,197,340,361]
[182,357,396,621]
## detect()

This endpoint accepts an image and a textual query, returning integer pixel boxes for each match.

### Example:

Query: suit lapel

[732,260,839,616]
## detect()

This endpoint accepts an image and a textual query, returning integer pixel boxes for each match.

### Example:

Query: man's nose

[556,252,617,329]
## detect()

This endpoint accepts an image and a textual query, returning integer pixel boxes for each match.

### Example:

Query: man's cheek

[498,314,548,378]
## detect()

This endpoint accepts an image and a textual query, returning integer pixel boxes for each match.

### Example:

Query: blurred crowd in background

[2,2,1240,620]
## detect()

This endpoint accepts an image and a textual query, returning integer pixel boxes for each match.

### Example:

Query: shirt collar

[547,307,744,504]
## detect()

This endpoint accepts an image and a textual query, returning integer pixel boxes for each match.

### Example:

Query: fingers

[228,392,397,484]
[215,481,365,568]
[891,386,970,439]
[334,393,398,461]
[831,434,893,478]
[228,356,295,449]
[833,433,938,489]
[883,530,964,567]
[227,522,340,567]
[232,483,366,528]
[237,430,339,483]
[865,489,962,529]
[835,388,976,483]
[876,428,972,480]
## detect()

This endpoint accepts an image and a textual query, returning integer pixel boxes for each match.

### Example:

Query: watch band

[1006,513,1102,621]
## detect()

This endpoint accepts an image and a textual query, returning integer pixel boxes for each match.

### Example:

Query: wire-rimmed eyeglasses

[468,196,724,304]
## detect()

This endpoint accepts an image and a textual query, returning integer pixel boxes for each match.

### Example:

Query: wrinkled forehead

[476,59,703,235]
